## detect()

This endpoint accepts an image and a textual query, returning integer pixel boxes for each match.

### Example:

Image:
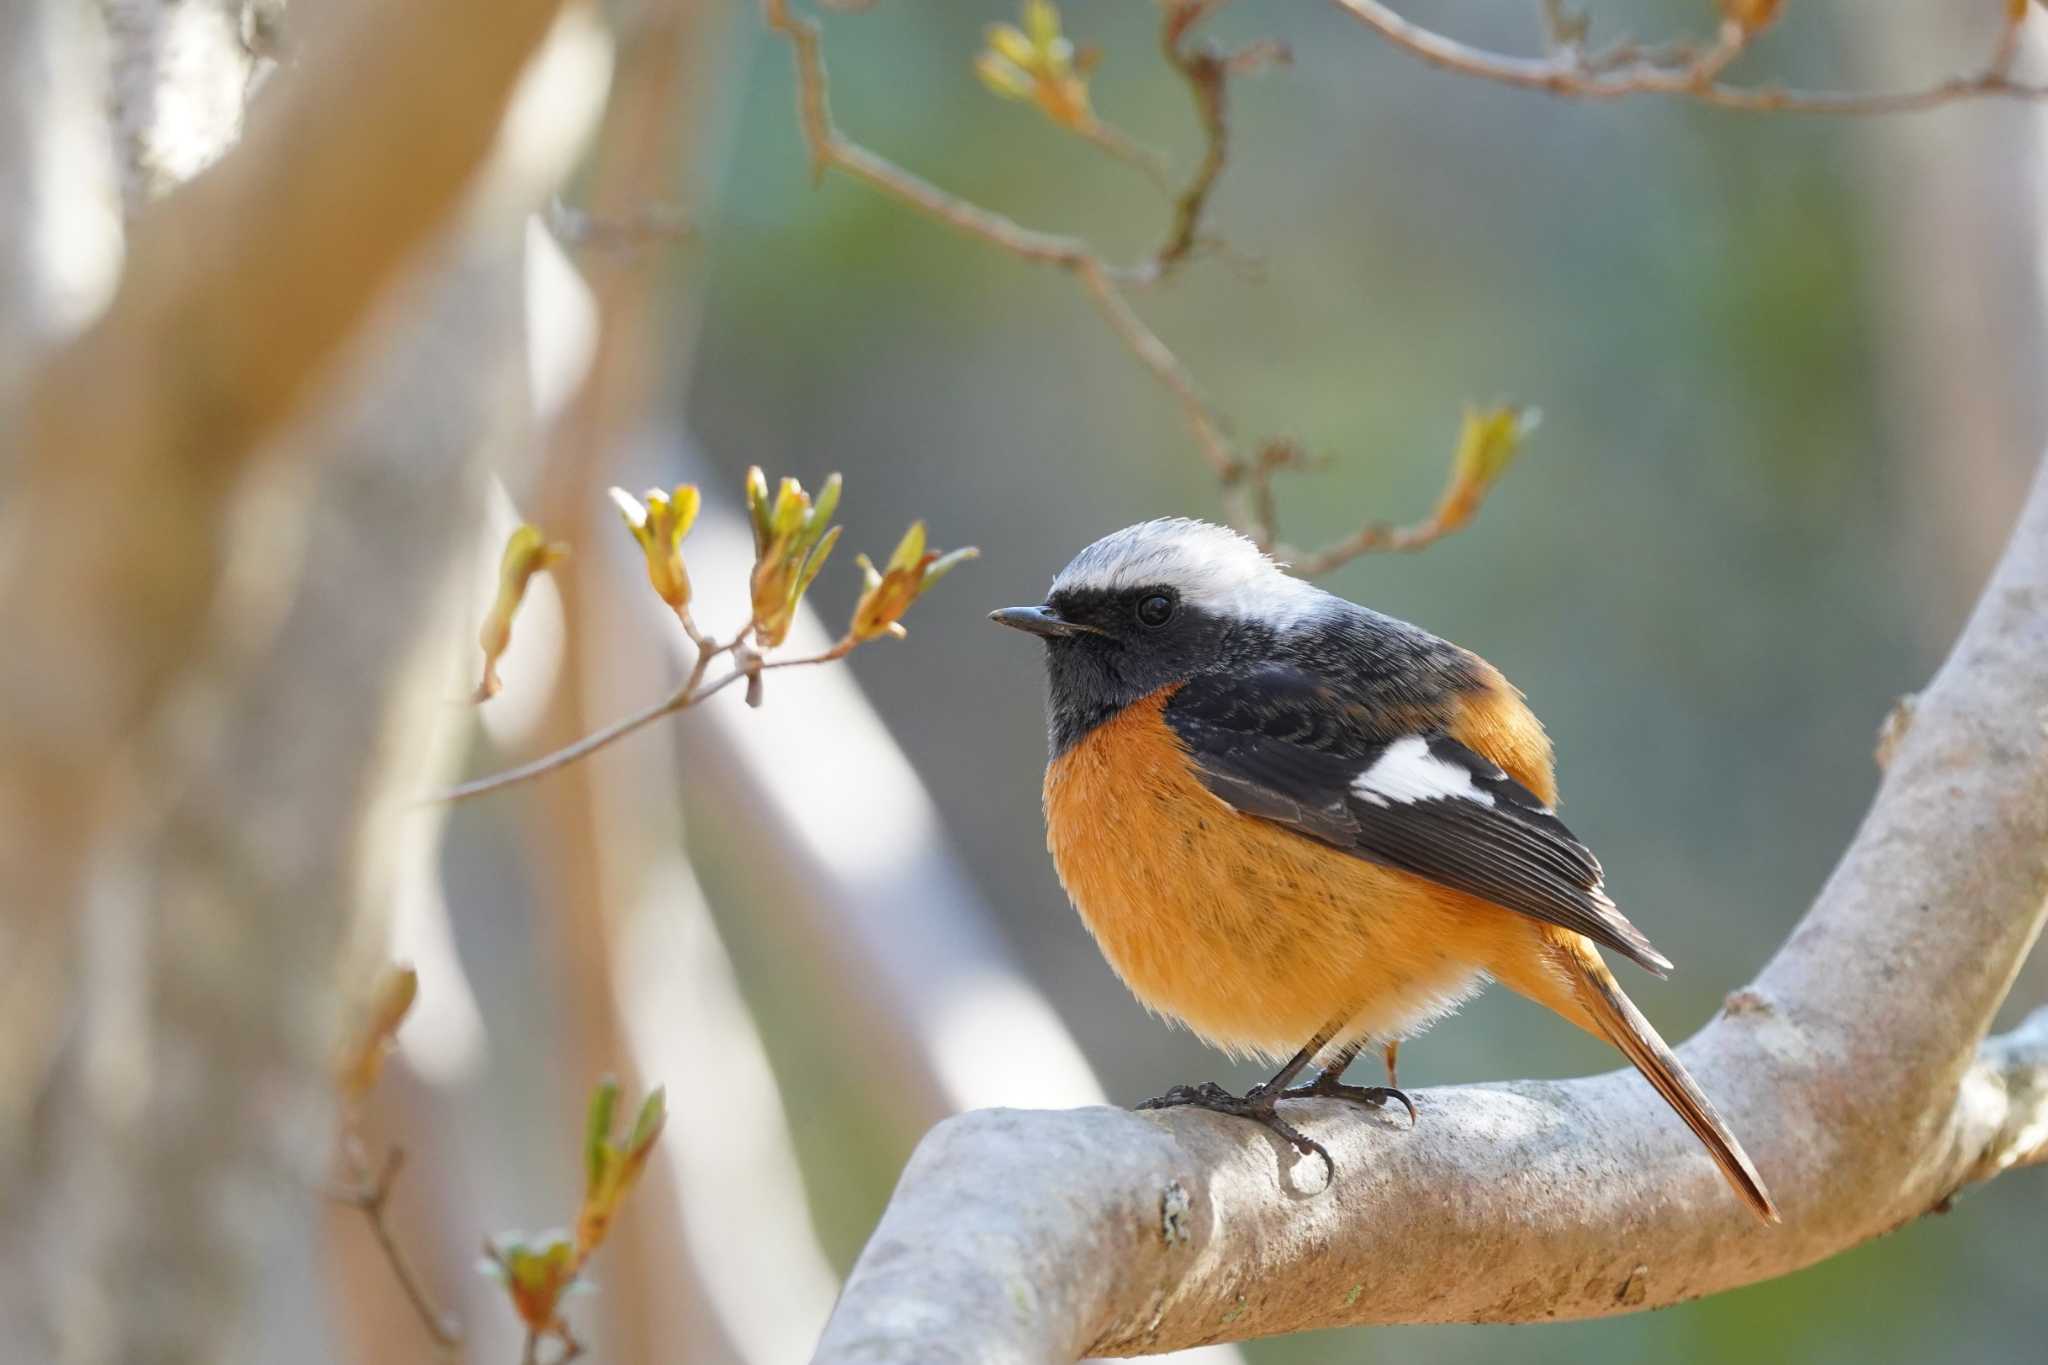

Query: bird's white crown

[1050,518,1325,625]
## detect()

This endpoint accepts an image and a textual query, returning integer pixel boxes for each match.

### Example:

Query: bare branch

[767,0,1088,263]
[759,0,1253,486]
[332,1145,463,1354]
[1276,501,1468,575]
[814,452,2048,1359]
[429,632,858,804]
[1145,1,1288,282]
[1333,0,2048,115]
[1068,255,1237,484]
[760,0,1492,574]
[1076,120,1174,196]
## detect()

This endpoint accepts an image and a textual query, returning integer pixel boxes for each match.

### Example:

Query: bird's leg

[1279,1036,1417,1126]
[1136,1035,1333,1170]
[1384,1039,1400,1089]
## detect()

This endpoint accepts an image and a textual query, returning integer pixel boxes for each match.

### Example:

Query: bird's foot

[1136,1080,1332,1175]
[1281,1074,1417,1127]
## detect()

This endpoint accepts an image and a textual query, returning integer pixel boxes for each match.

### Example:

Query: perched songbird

[991,518,1777,1222]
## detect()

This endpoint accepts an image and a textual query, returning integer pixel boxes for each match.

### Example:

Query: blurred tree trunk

[0,0,119,396]
[507,0,746,1358]
[1848,12,2048,1020]
[0,0,587,1359]
[1849,10,2047,632]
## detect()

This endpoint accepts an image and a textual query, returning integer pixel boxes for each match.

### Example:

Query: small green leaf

[666,484,702,543]
[1024,0,1060,52]
[807,473,843,543]
[988,22,1037,69]
[1454,404,1537,487]
[745,467,771,552]
[629,1087,667,1156]
[976,51,1033,100]
[769,478,808,539]
[586,1077,619,1192]
[922,546,980,588]
[796,524,843,599]
[886,520,928,574]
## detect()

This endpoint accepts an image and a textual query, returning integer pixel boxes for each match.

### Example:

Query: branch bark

[814,451,2048,1360]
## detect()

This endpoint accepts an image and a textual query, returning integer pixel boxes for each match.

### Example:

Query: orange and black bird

[991,518,1778,1222]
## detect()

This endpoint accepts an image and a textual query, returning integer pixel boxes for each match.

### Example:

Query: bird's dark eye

[1135,593,1176,629]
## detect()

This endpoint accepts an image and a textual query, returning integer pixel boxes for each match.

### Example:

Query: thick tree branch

[0,0,596,1355]
[814,451,2048,1360]
[0,0,567,929]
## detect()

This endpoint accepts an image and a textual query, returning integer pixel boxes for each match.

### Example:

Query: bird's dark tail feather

[1557,943,1780,1224]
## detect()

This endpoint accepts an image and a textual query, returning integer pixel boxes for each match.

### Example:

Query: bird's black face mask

[995,586,1260,756]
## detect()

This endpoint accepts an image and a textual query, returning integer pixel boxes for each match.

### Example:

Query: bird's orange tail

[1499,934,1780,1224]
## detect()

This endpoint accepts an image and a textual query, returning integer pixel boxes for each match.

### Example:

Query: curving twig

[331,1144,463,1355]
[815,451,2048,1358]
[1146,3,1288,282]
[429,624,856,803]
[1276,500,1480,575]
[761,0,1488,573]
[1333,1,2048,115]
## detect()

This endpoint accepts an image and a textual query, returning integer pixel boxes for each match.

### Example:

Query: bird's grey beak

[989,605,1097,639]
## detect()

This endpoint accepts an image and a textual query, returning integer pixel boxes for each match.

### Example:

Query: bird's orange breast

[1044,689,1530,1061]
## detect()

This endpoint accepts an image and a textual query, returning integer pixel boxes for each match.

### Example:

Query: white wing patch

[1351,736,1497,809]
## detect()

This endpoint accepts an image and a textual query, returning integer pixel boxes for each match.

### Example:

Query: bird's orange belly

[1044,690,1503,1062]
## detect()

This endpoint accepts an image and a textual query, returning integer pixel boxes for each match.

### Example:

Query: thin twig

[1236,438,1318,552]
[760,0,1250,474]
[1078,120,1173,194]
[1277,510,1470,576]
[1333,0,2048,114]
[771,0,1084,261]
[760,0,1513,571]
[428,634,858,804]
[519,1323,585,1365]
[1145,2,1287,282]
[1068,255,1236,483]
[332,1145,463,1354]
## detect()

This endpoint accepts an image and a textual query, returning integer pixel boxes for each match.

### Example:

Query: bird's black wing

[1165,664,1672,976]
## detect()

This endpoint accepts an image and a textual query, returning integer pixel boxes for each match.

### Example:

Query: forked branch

[761,0,1499,573]
[432,627,854,804]
[1334,1,2048,115]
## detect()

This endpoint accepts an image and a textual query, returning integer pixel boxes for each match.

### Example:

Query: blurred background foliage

[436,1,2045,1360]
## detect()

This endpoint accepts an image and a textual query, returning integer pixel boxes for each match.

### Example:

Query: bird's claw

[1137,1080,1334,1176]
[1282,1078,1417,1128]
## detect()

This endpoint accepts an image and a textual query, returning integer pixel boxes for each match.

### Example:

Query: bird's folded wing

[1165,667,1672,976]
